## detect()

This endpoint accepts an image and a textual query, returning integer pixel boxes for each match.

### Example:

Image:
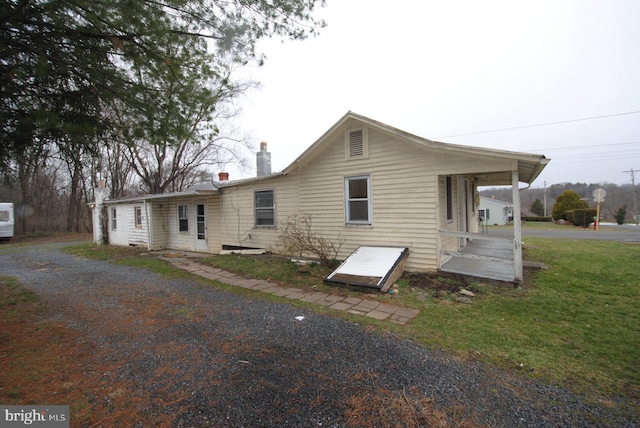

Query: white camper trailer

[0,203,15,240]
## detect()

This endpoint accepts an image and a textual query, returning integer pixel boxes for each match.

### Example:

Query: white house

[92,112,549,284]
[479,196,514,226]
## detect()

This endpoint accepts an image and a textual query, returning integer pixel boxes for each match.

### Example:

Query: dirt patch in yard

[400,271,469,293]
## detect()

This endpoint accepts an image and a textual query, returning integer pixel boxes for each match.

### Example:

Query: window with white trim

[345,175,371,224]
[346,128,368,159]
[111,208,117,230]
[255,190,275,227]
[134,206,142,228]
[178,204,189,232]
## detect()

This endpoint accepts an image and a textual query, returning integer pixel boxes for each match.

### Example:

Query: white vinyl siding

[103,115,519,272]
[149,201,169,250]
[106,202,148,247]
[294,127,441,270]
[289,124,511,271]
[160,199,208,252]
[214,175,296,250]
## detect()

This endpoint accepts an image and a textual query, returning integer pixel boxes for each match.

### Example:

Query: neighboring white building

[479,196,513,226]
[91,112,549,283]
[0,202,14,240]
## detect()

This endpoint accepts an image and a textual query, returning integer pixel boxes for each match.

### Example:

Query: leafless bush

[341,387,482,428]
[277,213,345,268]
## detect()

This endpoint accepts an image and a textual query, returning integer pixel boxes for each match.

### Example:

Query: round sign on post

[592,188,606,231]
[592,188,606,203]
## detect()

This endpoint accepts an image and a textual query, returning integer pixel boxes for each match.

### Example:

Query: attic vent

[349,130,363,157]
[347,129,367,159]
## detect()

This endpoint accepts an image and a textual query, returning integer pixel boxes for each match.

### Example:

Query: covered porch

[438,158,547,285]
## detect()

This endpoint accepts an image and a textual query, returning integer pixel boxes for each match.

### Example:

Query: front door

[195,202,207,252]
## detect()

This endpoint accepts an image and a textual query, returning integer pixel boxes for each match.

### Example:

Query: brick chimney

[256,141,271,177]
[218,172,229,182]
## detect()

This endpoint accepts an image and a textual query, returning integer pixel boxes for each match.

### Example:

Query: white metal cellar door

[324,246,409,292]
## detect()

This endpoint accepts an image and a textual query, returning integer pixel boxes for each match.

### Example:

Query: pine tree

[0,0,326,172]
[614,206,627,225]
[530,198,545,216]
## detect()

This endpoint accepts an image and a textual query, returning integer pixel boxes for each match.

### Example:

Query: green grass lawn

[63,238,639,407]
[406,238,639,400]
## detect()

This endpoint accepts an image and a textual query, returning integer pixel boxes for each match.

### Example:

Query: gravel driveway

[0,243,635,427]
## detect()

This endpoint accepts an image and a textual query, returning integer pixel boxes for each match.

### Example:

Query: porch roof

[101,171,289,205]
[101,186,218,205]
[469,158,550,186]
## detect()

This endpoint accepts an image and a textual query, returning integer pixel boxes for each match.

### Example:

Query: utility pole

[543,181,547,217]
[623,168,640,225]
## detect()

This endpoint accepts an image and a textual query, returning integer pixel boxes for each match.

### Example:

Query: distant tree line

[480,182,638,224]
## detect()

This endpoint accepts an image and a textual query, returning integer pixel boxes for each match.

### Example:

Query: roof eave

[102,188,219,205]
[520,157,550,184]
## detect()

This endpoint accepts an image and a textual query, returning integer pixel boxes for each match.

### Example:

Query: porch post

[512,170,523,282]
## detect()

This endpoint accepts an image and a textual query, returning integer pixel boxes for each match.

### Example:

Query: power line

[551,149,640,159]
[435,110,640,139]
[552,157,639,166]
[529,141,640,152]
[554,155,640,165]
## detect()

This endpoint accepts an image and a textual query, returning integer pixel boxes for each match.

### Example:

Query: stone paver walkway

[161,255,420,325]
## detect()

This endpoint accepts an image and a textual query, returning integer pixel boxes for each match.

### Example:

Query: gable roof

[283,111,549,185]
[480,196,513,207]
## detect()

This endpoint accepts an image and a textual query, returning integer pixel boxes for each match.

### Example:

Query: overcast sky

[235,0,640,188]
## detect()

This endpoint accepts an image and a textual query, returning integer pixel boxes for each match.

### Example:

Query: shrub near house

[565,209,597,227]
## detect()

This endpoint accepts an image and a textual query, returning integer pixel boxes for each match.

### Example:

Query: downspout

[144,199,151,251]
